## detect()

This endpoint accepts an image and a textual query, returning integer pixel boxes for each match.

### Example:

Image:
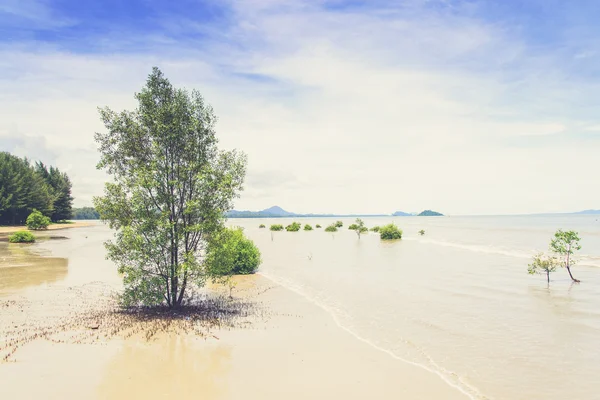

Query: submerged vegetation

[350,218,368,239]
[550,229,582,283]
[205,227,262,276]
[286,222,301,232]
[379,224,402,240]
[528,229,583,284]
[93,68,247,308]
[8,230,36,243]
[325,224,338,232]
[528,253,558,284]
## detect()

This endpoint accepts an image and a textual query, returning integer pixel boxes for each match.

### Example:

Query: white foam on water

[407,237,600,268]
[259,270,489,400]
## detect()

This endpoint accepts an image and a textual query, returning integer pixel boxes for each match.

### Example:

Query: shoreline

[0,277,470,399]
[0,220,94,236]
[0,224,471,399]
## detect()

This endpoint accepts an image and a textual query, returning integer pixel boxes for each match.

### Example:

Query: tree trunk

[566,266,580,283]
[546,271,550,284]
[171,276,178,308]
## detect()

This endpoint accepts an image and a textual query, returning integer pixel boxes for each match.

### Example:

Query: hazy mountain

[226,206,386,218]
[573,209,600,215]
[392,211,413,216]
[261,206,295,216]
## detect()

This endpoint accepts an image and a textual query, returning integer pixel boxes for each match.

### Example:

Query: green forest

[72,207,100,220]
[0,152,73,225]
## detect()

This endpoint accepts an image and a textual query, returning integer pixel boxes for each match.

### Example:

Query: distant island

[226,206,445,218]
[226,206,387,218]
[418,210,444,216]
[392,210,444,216]
[392,211,414,216]
[573,209,600,215]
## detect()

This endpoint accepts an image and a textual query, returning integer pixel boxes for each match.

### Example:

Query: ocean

[232,215,600,399]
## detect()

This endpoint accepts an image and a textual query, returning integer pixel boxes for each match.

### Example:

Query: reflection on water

[0,242,68,293]
[97,335,231,400]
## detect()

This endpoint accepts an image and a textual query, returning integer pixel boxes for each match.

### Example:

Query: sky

[1,0,599,215]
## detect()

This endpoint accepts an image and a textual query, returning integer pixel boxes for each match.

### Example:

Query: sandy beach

[0,224,469,400]
[0,220,93,236]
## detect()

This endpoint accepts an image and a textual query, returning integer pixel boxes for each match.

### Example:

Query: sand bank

[0,220,94,235]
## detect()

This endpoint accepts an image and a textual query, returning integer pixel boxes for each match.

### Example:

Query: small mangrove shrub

[205,227,262,276]
[8,230,36,243]
[335,220,343,228]
[270,224,284,231]
[325,224,338,232]
[259,224,266,228]
[528,252,558,284]
[304,224,313,231]
[26,210,51,230]
[348,223,358,230]
[550,229,582,283]
[370,226,380,233]
[350,218,368,239]
[315,224,322,228]
[286,222,301,232]
[419,229,425,236]
[380,223,402,240]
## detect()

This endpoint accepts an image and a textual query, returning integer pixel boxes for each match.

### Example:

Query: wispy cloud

[1,0,599,214]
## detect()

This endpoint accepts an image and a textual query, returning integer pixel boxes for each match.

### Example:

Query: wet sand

[1,277,468,400]
[0,225,468,399]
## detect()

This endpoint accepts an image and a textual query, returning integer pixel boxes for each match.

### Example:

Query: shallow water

[232,215,600,400]
[2,216,599,399]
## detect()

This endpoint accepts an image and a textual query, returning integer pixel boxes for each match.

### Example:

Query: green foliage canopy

[325,224,338,232]
[549,229,582,282]
[303,224,313,231]
[270,224,284,231]
[350,218,368,239]
[73,207,100,220]
[286,222,301,232]
[0,152,72,225]
[528,252,558,284]
[379,223,402,240]
[335,220,343,228]
[8,230,36,243]
[26,210,51,230]
[93,67,246,308]
[205,227,261,277]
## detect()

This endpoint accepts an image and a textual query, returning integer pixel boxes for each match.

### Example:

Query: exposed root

[0,282,271,362]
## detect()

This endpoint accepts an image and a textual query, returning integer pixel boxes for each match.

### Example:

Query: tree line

[0,152,73,225]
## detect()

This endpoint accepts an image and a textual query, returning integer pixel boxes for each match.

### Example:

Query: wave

[407,238,600,267]
[259,271,489,400]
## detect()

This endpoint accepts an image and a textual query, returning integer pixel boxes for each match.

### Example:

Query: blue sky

[1,0,599,214]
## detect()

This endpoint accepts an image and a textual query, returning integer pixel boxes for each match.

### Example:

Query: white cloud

[1,1,599,215]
